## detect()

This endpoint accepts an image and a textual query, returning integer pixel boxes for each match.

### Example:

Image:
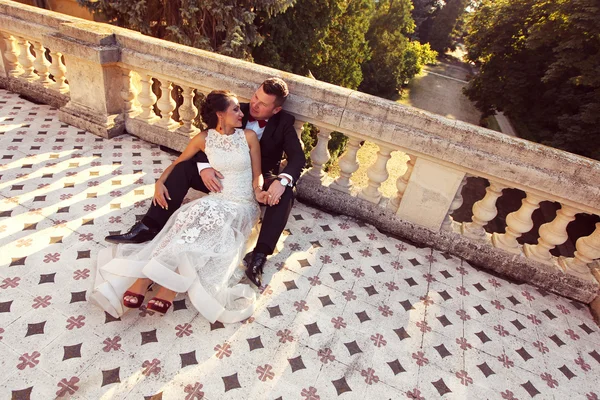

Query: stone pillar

[32,41,52,86]
[330,137,361,193]
[1,32,22,78]
[461,181,505,240]
[388,154,416,213]
[177,85,199,137]
[441,175,468,231]
[492,192,542,254]
[558,222,600,279]
[43,22,123,138]
[396,158,466,231]
[120,69,137,117]
[523,204,578,265]
[359,145,392,204]
[306,128,332,182]
[48,51,69,93]
[156,80,178,129]
[16,37,35,81]
[137,75,159,123]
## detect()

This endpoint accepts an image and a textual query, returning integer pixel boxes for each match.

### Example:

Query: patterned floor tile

[0,88,598,399]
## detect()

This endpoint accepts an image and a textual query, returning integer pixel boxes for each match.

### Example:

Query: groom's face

[249,85,282,121]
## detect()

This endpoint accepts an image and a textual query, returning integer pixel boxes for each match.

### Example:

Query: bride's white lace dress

[90,128,260,323]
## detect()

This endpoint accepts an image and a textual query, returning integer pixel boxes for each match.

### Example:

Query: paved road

[400,62,482,126]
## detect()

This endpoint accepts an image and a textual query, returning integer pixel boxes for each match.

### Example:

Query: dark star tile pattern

[25,321,46,337]
[222,373,241,392]
[288,356,306,373]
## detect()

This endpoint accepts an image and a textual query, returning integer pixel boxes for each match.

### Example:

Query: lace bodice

[205,128,254,202]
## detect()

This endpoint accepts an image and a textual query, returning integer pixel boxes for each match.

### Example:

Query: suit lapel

[260,112,280,143]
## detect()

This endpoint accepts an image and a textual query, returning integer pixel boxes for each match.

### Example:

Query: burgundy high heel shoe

[147,297,172,315]
[123,283,153,309]
[123,291,145,309]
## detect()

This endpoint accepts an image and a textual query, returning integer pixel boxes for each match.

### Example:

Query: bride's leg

[147,286,178,314]
[123,278,153,308]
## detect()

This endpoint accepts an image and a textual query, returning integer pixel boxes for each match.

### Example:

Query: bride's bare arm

[244,129,266,204]
[153,132,207,209]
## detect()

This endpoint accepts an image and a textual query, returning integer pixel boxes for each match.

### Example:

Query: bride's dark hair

[200,90,237,129]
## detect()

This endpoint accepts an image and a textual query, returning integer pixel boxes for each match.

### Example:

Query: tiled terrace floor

[0,88,599,400]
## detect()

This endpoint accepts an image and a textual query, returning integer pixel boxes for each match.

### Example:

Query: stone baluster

[330,137,362,193]
[292,120,306,151]
[293,120,305,139]
[358,145,392,204]
[461,181,505,240]
[2,33,22,77]
[177,85,199,137]
[32,42,51,86]
[441,175,468,231]
[492,192,543,254]
[120,70,137,117]
[558,222,600,279]
[524,205,578,264]
[48,51,69,93]
[137,75,159,123]
[388,154,416,212]
[307,128,332,182]
[16,38,36,81]
[156,80,178,129]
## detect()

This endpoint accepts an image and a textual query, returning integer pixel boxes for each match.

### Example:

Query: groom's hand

[200,167,224,192]
[266,180,285,206]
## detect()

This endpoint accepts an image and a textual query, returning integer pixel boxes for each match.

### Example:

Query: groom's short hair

[261,77,289,107]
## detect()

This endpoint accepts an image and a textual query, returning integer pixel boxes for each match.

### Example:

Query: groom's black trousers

[142,159,294,255]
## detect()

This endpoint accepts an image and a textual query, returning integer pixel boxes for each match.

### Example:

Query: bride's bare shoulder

[243,128,258,140]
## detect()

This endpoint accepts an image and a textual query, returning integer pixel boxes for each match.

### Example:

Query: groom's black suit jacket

[193,103,306,184]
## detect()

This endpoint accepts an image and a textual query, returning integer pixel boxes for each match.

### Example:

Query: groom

[106,77,306,287]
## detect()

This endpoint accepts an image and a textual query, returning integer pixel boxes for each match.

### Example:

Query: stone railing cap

[58,21,116,46]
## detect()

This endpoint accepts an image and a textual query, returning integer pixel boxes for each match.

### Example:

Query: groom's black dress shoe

[245,252,267,287]
[105,222,159,244]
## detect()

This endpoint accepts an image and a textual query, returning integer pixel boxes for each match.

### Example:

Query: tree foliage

[254,0,373,90]
[464,0,600,160]
[360,0,437,99]
[425,0,470,52]
[77,0,294,59]
[411,0,441,41]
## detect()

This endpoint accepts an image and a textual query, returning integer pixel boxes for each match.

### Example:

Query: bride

[90,90,268,323]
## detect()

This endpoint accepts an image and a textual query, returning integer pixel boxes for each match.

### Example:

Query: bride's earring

[217,115,223,132]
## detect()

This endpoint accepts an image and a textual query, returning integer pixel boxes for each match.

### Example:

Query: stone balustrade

[1,0,599,306]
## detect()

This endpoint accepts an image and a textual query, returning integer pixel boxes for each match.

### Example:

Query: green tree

[254,0,373,90]
[77,0,294,59]
[310,0,374,89]
[360,0,437,99]
[426,0,470,52]
[254,0,373,168]
[464,0,600,159]
[411,0,442,41]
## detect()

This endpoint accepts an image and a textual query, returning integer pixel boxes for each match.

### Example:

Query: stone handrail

[1,0,598,304]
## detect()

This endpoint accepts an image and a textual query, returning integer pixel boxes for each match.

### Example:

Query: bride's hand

[255,190,269,204]
[153,181,171,210]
